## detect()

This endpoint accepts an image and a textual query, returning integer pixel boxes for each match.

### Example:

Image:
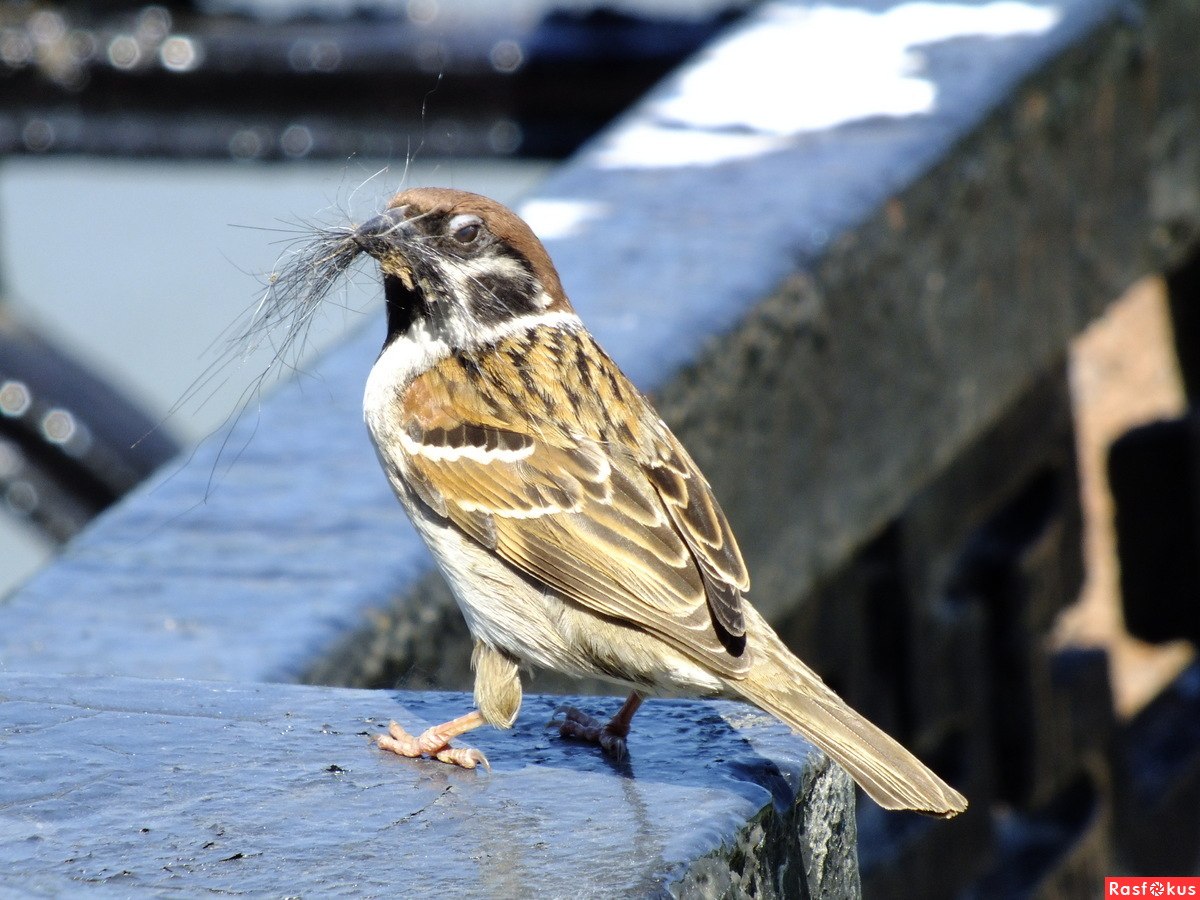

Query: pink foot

[376,718,489,770]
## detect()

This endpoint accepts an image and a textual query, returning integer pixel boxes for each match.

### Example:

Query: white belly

[406,504,583,672]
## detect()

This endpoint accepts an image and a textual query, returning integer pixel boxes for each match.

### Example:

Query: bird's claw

[547,704,592,727]
[376,720,491,771]
[550,706,630,761]
[432,745,490,770]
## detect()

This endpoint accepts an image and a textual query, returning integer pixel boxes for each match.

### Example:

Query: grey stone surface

[0,674,856,897]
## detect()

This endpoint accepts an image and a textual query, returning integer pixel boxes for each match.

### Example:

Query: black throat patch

[382,273,426,349]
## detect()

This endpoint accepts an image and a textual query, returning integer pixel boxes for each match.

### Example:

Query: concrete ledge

[0,674,857,897]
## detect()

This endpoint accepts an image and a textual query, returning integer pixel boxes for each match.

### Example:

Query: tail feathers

[740,648,967,819]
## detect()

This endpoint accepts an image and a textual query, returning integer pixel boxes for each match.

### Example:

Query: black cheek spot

[469,271,539,327]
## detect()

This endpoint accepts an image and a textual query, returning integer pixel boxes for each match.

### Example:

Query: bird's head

[354,187,570,350]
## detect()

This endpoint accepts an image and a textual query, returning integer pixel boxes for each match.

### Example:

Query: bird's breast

[363,323,451,447]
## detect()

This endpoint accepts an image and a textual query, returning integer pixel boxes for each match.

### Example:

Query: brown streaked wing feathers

[401,353,752,678]
[646,438,750,639]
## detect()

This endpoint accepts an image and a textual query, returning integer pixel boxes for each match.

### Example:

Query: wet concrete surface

[0,674,858,897]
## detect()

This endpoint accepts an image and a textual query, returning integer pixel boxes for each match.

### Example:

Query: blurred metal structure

[0,309,179,543]
[1,1,749,160]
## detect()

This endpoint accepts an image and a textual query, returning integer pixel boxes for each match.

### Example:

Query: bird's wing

[642,424,749,641]
[398,347,751,678]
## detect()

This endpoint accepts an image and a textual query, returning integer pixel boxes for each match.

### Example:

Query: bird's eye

[449,215,483,245]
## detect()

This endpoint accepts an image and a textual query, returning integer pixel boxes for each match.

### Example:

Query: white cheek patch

[445,254,529,283]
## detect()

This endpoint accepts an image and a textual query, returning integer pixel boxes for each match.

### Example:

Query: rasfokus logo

[1106,878,1200,896]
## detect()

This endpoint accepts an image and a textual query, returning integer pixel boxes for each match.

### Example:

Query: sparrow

[352,187,966,818]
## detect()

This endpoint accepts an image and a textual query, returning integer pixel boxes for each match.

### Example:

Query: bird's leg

[553,691,644,760]
[377,710,490,770]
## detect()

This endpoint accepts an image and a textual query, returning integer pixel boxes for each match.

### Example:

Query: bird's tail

[734,621,967,818]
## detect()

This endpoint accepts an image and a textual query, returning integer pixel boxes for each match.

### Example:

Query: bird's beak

[354,207,415,289]
[353,207,409,257]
